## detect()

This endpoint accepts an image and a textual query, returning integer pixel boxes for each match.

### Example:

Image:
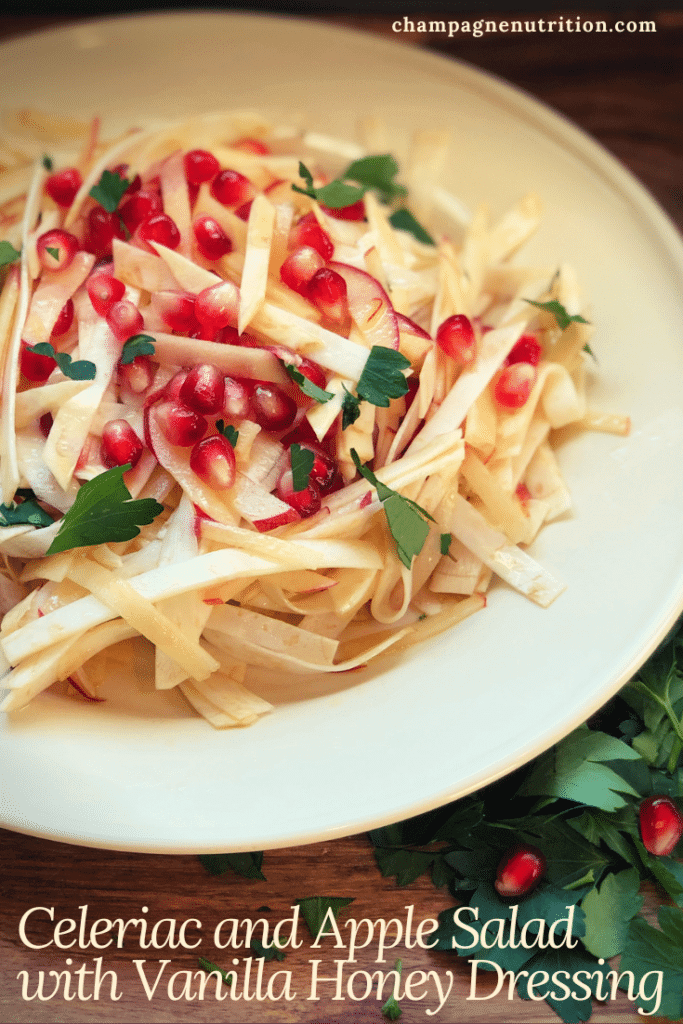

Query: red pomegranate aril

[280,246,325,297]
[494,845,546,899]
[506,334,542,367]
[250,384,297,432]
[36,229,79,273]
[233,138,271,155]
[183,149,220,186]
[291,441,336,492]
[223,376,251,419]
[297,357,328,394]
[155,400,208,447]
[163,370,190,401]
[194,280,240,332]
[290,213,334,261]
[119,188,163,233]
[87,206,126,257]
[321,199,366,221]
[51,298,74,337]
[106,300,144,342]
[87,273,126,317]
[234,200,253,222]
[640,796,683,856]
[211,168,253,208]
[190,434,236,490]
[134,213,180,254]
[180,363,225,415]
[39,412,53,438]
[436,314,477,364]
[45,167,82,208]
[193,215,233,260]
[119,355,155,394]
[307,267,349,322]
[101,419,144,469]
[151,290,197,333]
[277,469,322,517]
[494,362,537,410]
[20,342,55,382]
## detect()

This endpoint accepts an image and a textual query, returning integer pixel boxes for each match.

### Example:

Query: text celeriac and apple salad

[0,110,628,726]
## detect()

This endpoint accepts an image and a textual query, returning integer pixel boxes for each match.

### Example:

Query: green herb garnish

[290,443,315,492]
[341,386,362,430]
[0,241,21,268]
[440,532,452,556]
[45,246,60,261]
[42,154,53,171]
[293,154,406,209]
[250,938,287,962]
[381,958,403,1020]
[389,208,435,245]
[198,958,235,987]
[525,298,590,331]
[120,333,156,365]
[25,342,97,381]
[351,449,434,568]
[46,465,164,555]
[0,497,54,529]
[294,896,355,939]
[198,851,266,880]
[215,420,239,448]
[283,362,334,403]
[89,168,130,213]
[341,346,411,430]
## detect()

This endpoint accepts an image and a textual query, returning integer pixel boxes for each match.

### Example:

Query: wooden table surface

[1,9,682,1023]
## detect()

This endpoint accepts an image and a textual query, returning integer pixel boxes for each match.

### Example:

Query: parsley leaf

[290,443,315,492]
[120,333,155,365]
[293,154,406,209]
[356,346,411,407]
[440,532,452,556]
[381,959,403,1020]
[89,168,130,213]
[46,465,164,555]
[215,420,239,448]
[293,162,365,208]
[389,208,435,245]
[525,298,590,331]
[283,362,333,403]
[251,938,287,962]
[42,154,53,171]
[198,957,235,987]
[0,498,54,529]
[341,387,361,430]
[26,342,97,381]
[45,246,59,260]
[294,896,355,939]
[581,868,644,958]
[618,909,683,1019]
[0,241,21,267]
[351,449,434,568]
[198,851,266,880]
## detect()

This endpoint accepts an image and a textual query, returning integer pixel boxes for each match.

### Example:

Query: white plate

[2,13,683,853]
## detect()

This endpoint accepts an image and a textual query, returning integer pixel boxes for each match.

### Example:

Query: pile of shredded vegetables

[0,109,629,727]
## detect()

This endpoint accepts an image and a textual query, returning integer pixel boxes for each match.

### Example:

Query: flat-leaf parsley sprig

[342,346,411,429]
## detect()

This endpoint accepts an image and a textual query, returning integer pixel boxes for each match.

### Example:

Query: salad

[0,109,628,727]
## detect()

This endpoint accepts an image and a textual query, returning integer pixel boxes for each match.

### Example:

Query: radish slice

[329,261,399,350]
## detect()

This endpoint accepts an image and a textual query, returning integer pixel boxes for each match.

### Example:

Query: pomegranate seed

[39,412,53,437]
[290,213,334,261]
[289,441,336,492]
[20,342,55,382]
[150,290,197,333]
[210,168,253,208]
[87,273,126,317]
[493,362,537,410]
[494,845,546,899]
[183,149,220,186]
[106,300,144,342]
[234,200,253,222]
[119,355,155,394]
[51,298,74,337]
[194,281,240,332]
[36,229,79,273]
[86,206,125,257]
[280,246,324,296]
[180,363,225,415]
[134,213,180,254]
[436,314,477,363]
[190,434,236,490]
[233,137,271,155]
[163,370,190,401]
[321,199,366,221]
[640,796,683,856]
[307,267,349,322]
[223,376,251,419]
[119,187,163,233]
[155,400,208,447]
[45,167,82,208]
[506,334,542,367]
[277,469,321,517]
[250,384,297,432]
[193,215,233,260]
[297,357,328,394]
[101,419,144,468]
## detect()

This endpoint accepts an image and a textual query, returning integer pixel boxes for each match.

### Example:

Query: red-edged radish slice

[329,261,399,350]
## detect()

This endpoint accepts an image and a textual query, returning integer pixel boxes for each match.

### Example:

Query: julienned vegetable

[0,109,630,727]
